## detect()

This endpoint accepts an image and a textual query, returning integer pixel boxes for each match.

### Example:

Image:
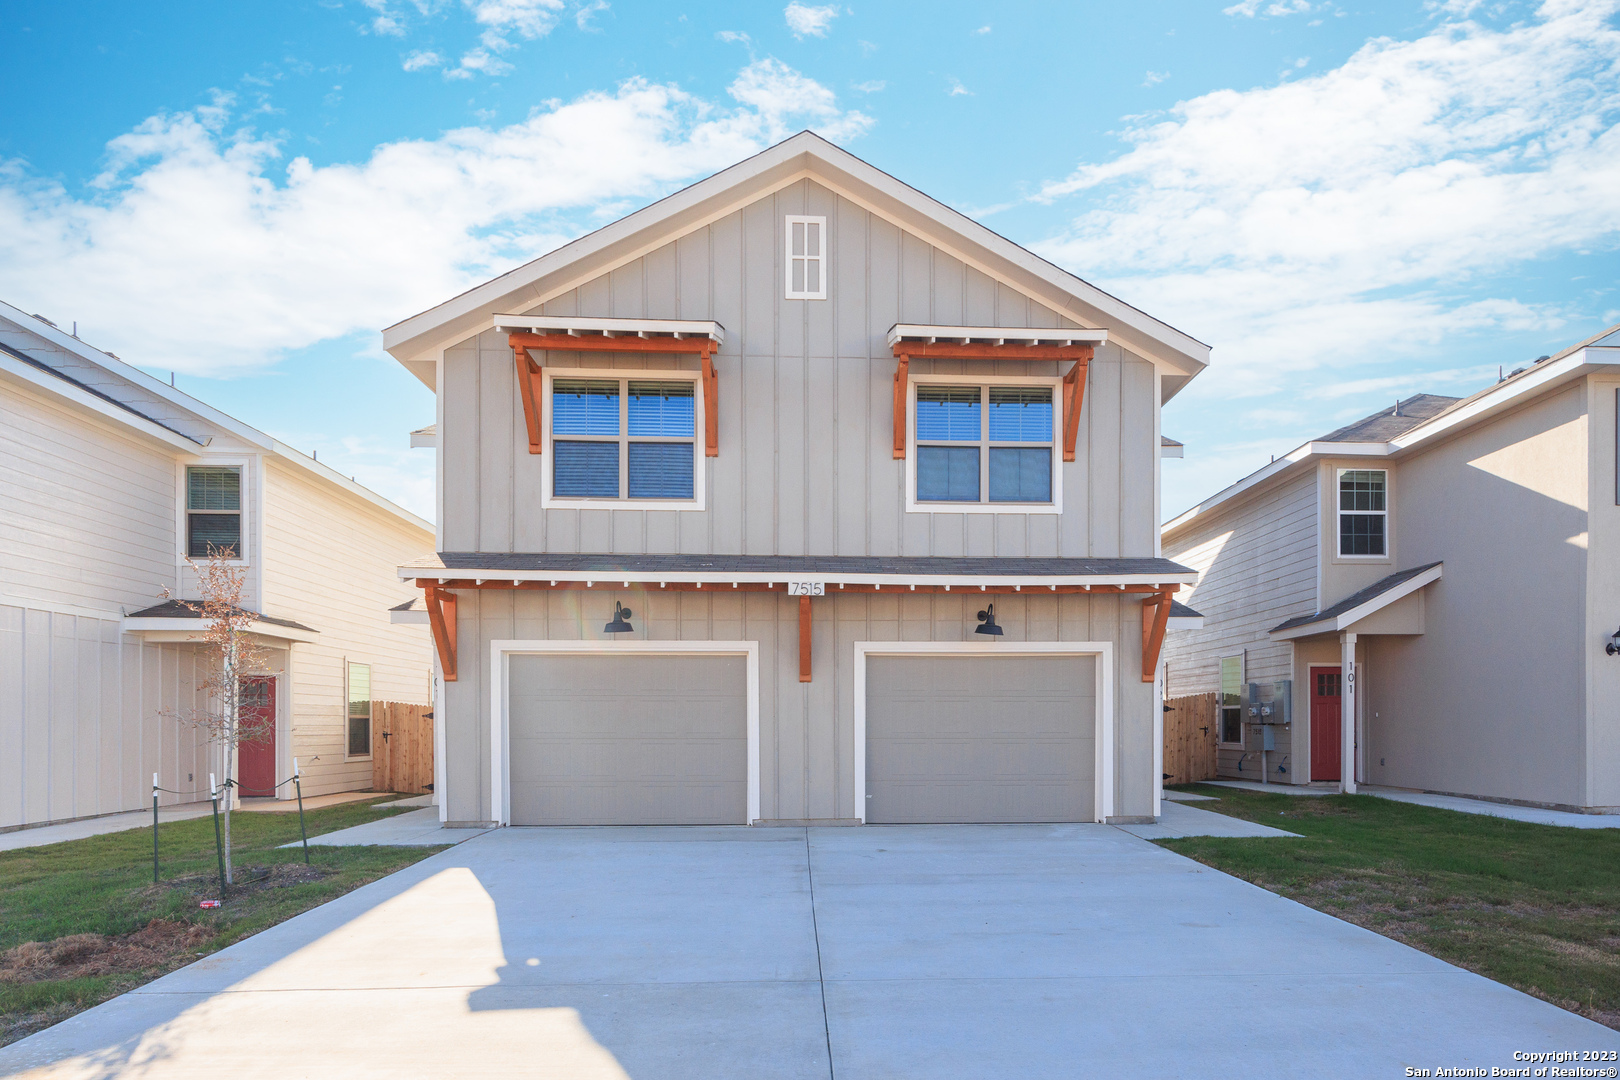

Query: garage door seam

[804,827,836,1080]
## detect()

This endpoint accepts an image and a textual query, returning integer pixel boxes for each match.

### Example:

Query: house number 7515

[787,582,825,596]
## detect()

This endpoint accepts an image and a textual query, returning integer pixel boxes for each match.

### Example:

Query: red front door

[1310,668,1342,782]
[237,676,277,798]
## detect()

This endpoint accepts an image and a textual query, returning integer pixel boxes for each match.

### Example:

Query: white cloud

[1143,70,1169,87]
[947,78,972,96]
[0,61,873,374]
[466,0,564,41]
[784,2,839,39]
[973,25,991,34]
[575,0,608,30]
[1223,0,1317,16]
[1036,0,1620,395]
[402,49,443,71]
[852,79,885,93]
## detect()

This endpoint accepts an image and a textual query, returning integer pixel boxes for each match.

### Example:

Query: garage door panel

[866,655,1096,824]
[508,654,747,826]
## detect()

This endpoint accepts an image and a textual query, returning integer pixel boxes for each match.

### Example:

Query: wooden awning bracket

[889,341,1092,462]
[509,331,719,457]
[1140,588,1174,683]
[799,595,812,682]
[424,586,458,682]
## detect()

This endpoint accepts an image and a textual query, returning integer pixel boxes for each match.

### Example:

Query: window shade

[187,513,240,558]
[988,447,1052,502]
[628,442,694,498]
[554,441,619,498]
[552,380,620,435]
[187,467,240,511]
[628,381,696,437]
[916,445,980,501]
[988,387,1053,442]
[916,386,981,442]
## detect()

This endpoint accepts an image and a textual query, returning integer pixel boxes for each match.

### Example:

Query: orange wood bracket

[1062,348,1093,462]
[424,586,458,682]
[799,595,812,682]
[510,336,545,455]
[701,345,719,458]
[892,354,909,459]
[1140,588,1173,683]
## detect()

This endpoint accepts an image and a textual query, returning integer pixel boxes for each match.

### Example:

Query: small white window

[1219,655,1244,746]
[1336,468,1388,557]
[785,216,827,300]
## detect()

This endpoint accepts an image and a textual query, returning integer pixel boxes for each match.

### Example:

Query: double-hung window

[186,465,242,559]
[346,661,371,758]
[1337,469,1387,557]
[912,381,1056,509]
[1219,655,1244,746]
[549,376,699,504]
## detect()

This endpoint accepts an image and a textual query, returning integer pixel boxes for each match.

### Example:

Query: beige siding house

[0,299,434,829]
[1162,325,1620,811]
[384,133,1209,829]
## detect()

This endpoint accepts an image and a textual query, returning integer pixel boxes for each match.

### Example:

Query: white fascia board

[122,616,320,644]
[1160,439,1183,459]
[390,608,430,625]
[1167,615,1206,630]
[1390,349,1620,456]
[1161,440,1393,538]
[886,324,1108,348]
[0,351,201,452]
[410,425,437,448]
[1269,563,1442,641]
[383,133,1210,380]
[396,565,1198,589]
[493,314,724,345]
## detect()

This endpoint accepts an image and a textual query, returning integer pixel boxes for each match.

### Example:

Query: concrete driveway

[2,825,1614,1078]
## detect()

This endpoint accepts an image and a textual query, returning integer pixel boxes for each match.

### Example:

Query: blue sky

[3,0,1617,521]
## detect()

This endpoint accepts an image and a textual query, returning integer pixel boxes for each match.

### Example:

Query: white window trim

[345,659,373,762]
[1217,653,1245,749]
[488,639,761,827]
[904,372,1063,515]
[784,215,827,301]
[1335,467,1390,560]
[539,367,707,512]
[176,457,251,567]
[852,641,1115,824]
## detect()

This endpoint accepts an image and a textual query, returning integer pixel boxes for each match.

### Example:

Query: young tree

[160,544,277,885]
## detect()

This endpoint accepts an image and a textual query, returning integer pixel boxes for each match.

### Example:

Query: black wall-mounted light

[605,601,635,634]
[975,604,1003,637]
[1607,626,1620,656]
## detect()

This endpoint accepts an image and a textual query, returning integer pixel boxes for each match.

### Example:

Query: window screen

[550,376,696,501]
[917,446,980,501]
[916,386,981,441]
[1338,469,1387,556]
[186,466,241,558]
[1219,655,1244,745]
[347,662,372,757]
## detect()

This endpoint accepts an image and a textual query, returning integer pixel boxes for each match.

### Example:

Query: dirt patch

[0,920,213,984]
[146,862,332,903]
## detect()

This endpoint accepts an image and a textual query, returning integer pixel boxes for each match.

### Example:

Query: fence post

[294,757,310,865]
[210,773,227,898]
[152,772,160,885]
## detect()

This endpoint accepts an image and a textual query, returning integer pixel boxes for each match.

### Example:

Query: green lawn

[0,798,446,1047]
[1164,785,1620,1029]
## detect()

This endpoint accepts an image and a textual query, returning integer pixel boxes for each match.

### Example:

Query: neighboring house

[0,299,434,830]
[383,132,1208,829]
[1162,325,1620,812]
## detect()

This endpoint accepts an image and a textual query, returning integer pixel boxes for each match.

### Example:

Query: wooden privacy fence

[371,701,434,795]
[1163,691,1218,786]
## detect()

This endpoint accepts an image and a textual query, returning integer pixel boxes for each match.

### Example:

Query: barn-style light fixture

[604,601,635,634]
[1607,626,1620,656]
[975,604,1003,637]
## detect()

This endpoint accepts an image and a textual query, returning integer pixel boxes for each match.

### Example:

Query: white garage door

[865,654,1097,824]
[507,653,747,826]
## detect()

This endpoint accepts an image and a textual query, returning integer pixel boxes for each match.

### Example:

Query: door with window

[237,676,277,797]
[1310,668,1341,782]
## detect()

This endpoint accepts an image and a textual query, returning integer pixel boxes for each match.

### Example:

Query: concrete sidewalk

[3,824,1611,1078]
[1204,779,1620,828]
[281,807,489,847]
[0,805,213,852]
[1114,800,1300,840]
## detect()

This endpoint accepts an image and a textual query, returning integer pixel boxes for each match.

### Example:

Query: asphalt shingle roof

[1316,395,1461,443]
[125,600,317,633]
[1270,562,1441,634]
[416,552,1196,578]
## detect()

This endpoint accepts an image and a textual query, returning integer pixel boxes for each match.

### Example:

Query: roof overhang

[1167,599,1205,630]
[492,313,724,345]
[887,324,1107,349]
[390,597,429,625]
[1269,563,1442,640]
[383,132,1209,397]
[122,616,320,644]
[0,346,202,452]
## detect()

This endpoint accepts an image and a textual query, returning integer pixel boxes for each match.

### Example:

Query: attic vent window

[785,216,827,300]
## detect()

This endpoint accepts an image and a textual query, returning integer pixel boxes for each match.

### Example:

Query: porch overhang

[1166,599,1205,630]
[1268,562,1442,641]
[122,601,320,644]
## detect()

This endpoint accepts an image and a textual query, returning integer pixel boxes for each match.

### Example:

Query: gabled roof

[382,131,1210,398]
[1270,563,1442,639]
[1316,394,1460,443]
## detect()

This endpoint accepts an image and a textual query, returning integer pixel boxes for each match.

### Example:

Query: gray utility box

[1245,681,1293,752]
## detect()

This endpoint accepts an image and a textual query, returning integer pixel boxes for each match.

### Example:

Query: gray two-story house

[383,133,1208,828]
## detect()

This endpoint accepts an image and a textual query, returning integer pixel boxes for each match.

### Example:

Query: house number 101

[788,582,825,596]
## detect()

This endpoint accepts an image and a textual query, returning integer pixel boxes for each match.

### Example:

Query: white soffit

[886,324,1108,349]
[493,313,725,345]
[1269,563,1443,641]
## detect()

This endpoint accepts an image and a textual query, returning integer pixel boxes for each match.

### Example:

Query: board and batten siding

[1162,469,1318,781]
[441,588,1155,826]
[439,179,1161,560]
[259,457,433,798]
